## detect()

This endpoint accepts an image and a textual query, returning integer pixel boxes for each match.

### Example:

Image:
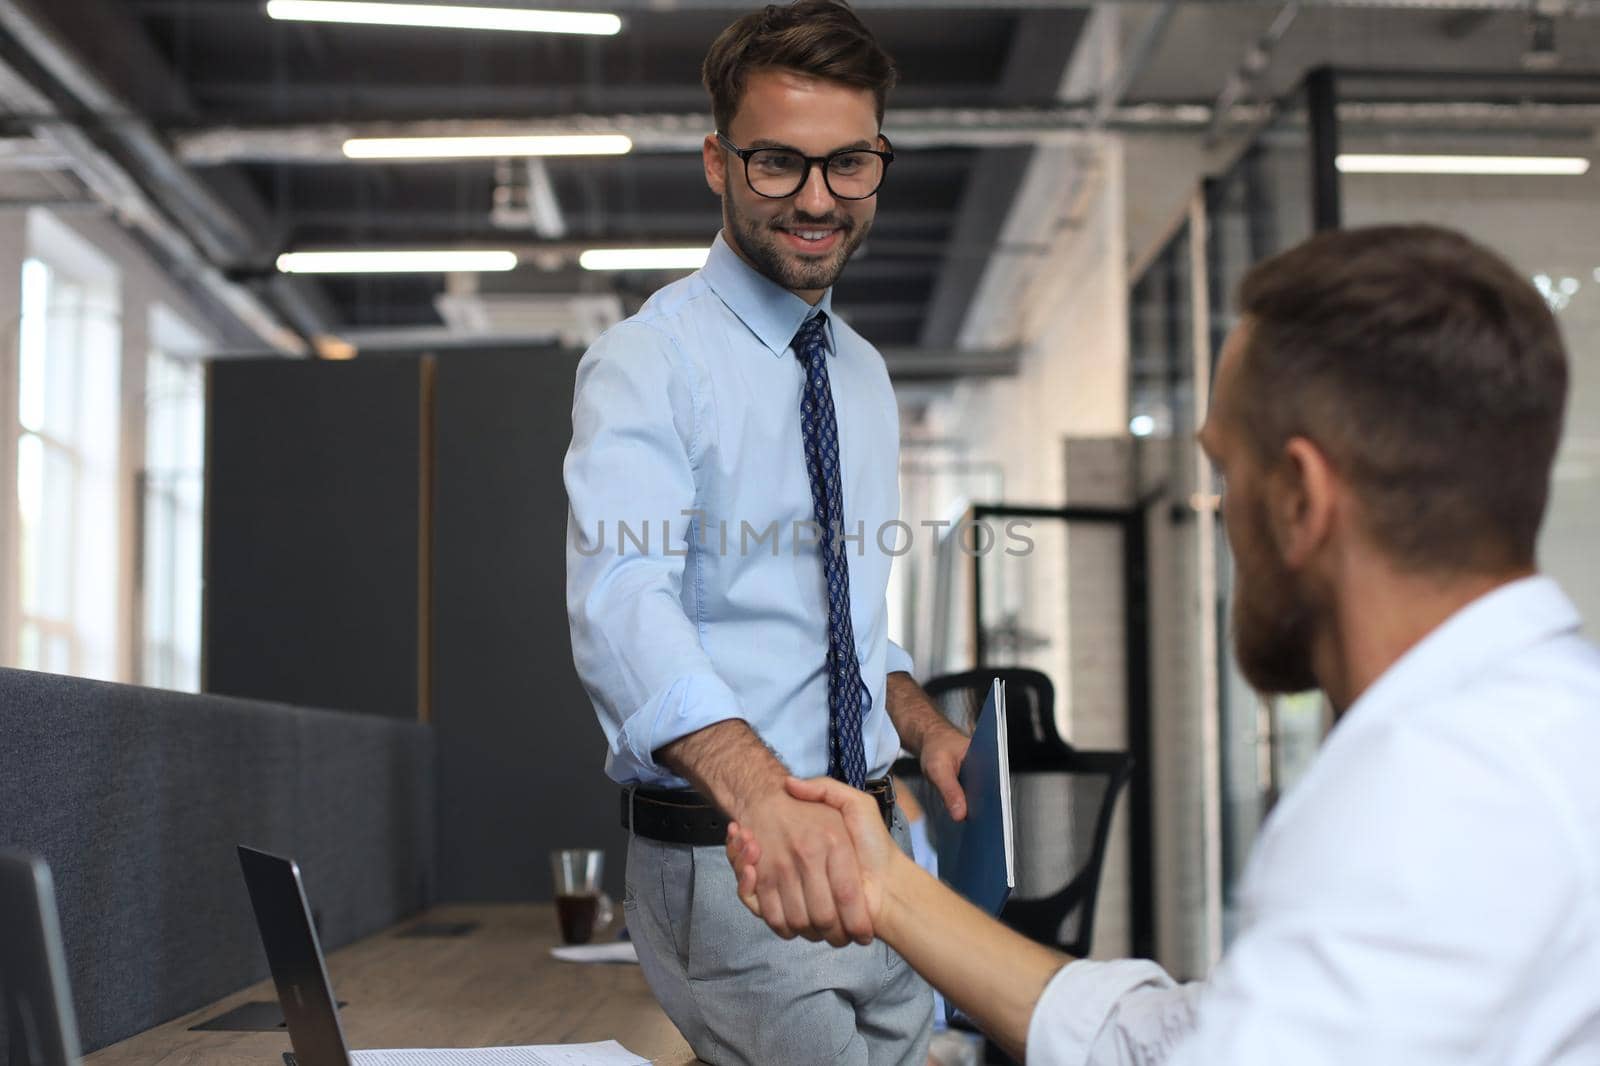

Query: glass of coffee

[550,848,607,944]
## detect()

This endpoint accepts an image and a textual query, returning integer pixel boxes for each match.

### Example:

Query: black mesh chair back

[924,668,1065,758]
[898,668,1134,959]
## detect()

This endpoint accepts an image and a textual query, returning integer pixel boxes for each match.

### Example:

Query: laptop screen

[0,852,82,1066]
[237,846,352,1066]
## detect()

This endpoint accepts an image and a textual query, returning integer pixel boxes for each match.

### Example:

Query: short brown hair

[702,1,897,133]
[1235,225,1567,573]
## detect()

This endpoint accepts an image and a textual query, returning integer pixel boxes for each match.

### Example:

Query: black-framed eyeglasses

[716,133,894,201]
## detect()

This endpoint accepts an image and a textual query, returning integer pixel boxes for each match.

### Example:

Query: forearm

[885,671,956,754]
[877,850,1069,1061]
[656,720,789,820]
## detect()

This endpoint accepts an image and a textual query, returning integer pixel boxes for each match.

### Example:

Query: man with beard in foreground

[728,225,1600,1065]
[566,3,967,1063]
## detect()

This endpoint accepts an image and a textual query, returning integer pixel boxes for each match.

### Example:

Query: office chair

[898,668,1134,959]
[924,668,1066,759]
[896,670,1134,1063]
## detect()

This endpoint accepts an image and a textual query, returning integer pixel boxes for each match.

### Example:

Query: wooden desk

[86,904,699,1066]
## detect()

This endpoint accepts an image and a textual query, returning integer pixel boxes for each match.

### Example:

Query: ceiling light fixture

[343,134,633,160]
[265,1,622,36]
[276,250,518,274]
[1335,154,1590,176]
[579,247,711,271]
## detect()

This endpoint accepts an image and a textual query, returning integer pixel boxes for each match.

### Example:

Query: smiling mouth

[777,224,845,253]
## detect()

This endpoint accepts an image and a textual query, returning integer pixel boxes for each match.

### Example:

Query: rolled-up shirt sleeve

[1027,959,1203,1066]
[564,321,743,783]
[887,639,915,677]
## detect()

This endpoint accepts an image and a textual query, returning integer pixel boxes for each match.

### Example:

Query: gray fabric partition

[0,668,435,1053]
[431,347,626,902]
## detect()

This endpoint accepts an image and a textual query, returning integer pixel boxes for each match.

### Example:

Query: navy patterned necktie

[793,312,869,790]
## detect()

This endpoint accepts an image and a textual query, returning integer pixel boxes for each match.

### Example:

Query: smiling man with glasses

[709,130,894,297]
[564,3,964,1064]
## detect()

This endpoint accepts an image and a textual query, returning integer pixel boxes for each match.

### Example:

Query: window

[15,245,121,680]
[140,307,207,691]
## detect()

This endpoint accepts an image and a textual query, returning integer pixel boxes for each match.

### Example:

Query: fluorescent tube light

[579,247,711,271]
[344,134,633,160]
[265,1,622,36]
[276,250,518,274]
[1335,154,1590,176]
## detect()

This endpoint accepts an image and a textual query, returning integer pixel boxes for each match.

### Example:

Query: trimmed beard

[723,190,870,294]
[1231,494,1320,695]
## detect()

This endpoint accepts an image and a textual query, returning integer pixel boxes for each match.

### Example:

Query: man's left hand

[920,722,971,821]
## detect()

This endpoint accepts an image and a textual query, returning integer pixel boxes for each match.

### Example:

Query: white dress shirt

[1028,575,1600,1066]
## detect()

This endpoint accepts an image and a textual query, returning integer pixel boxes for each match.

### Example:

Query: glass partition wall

[1334,71,1600,631]
[1130,76,1336,955]
[1139,66,1600,953]
[1201,82,1329,944]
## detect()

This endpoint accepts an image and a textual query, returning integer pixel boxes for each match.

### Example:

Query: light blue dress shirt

[565,232,913,787]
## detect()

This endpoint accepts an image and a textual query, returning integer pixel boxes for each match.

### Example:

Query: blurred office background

[1,0,1597,991]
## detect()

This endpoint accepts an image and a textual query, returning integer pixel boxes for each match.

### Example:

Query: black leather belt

[622,778,895,846]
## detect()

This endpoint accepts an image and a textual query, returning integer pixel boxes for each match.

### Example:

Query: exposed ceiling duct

[171,98,1600,166]
[0,0,308,351]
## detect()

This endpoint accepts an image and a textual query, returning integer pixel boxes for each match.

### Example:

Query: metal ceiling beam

[0,0,260,264]
[1092,0,1181,127]
[0,5,305,352]
[173,107,1201,165]
[162,95,1600,165]
[0,135,73,169]
[943,2,1134,352]
[131,0,1600,13]
[277,207,957,235]
[0,0,316,350]
[1207,3,1304,143]
[883,346,1023,381]
[919,9,1085,350]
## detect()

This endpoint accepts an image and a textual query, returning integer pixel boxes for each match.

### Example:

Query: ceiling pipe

[171,97,1600,165]
[1206,3,1305,144]
[0,66,306,352]
[133,0,1600,14]
[0,0,260,263]
[172,106,1205,165]
[1093,0,1182,128]
[0,0,311,350]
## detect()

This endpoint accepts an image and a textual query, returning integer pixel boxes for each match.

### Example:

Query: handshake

[721,723,969,948]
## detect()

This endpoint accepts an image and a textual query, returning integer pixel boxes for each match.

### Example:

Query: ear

[1270,437,1338,570]
[703,133,726,196]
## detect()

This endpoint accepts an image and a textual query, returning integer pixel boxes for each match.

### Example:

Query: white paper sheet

[549,941,639,964]
[351,1041,647,1066]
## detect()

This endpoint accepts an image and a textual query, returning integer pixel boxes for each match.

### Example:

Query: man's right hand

[730,776,912,946]
[733,786,874,948]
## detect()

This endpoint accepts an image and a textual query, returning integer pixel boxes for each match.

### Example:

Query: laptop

[238,846,649,1066]
[0,851,83,1066]
[236,845,353,1066]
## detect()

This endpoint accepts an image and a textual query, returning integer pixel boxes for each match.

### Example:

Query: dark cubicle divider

[206,348,625,902]
[430,349,626,901]
[205,358,430,721]
[0,667,434,1053]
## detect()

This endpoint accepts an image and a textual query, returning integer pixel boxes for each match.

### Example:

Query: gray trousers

[625,806,935,1066]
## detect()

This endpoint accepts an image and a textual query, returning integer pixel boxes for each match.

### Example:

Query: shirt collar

[1338,574,1581,732]
[700,231,836,359]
